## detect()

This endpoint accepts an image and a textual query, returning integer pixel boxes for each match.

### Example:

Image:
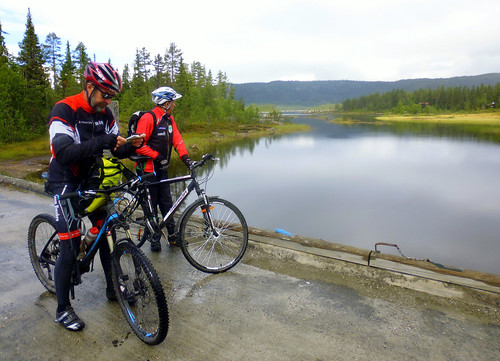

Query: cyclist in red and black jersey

[48,62,144,331]
[134,86,193,251]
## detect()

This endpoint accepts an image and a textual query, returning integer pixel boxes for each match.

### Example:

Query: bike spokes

[112,241,168,345]
[180,198,248,273]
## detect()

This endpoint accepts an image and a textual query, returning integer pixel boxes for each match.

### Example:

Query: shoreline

[376,112,500,125]
[181,121,310,151]
[331,112,500,143]
[330,111,500,125]
[0,121,310,181]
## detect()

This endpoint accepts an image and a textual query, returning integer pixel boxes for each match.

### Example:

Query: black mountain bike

[27,173,169,345]
[131,153,249,274]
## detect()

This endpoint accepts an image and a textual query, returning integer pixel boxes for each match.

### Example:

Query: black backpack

[127,110,157,137]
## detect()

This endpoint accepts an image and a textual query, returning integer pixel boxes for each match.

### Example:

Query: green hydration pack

[86,157,127,213]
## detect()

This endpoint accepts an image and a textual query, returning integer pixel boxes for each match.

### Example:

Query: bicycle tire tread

[112,239,169,345]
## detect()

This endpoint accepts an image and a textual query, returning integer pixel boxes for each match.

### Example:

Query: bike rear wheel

[179,197,248,273]
[27,213,60,293]
[135,225,163,249]
[111,239,169,345]
[130,220,151,249]
[130,200,162,249]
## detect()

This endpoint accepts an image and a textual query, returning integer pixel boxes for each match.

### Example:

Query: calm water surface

[179,114,500,275]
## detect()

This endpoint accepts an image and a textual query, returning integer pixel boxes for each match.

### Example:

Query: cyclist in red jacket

[48,62,144,331]
[135,86,193,251]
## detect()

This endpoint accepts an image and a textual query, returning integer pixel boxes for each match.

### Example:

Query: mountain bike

[130,153,249,274]
[27,173,169,345]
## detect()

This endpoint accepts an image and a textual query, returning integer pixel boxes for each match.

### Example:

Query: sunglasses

[95,86,116,99]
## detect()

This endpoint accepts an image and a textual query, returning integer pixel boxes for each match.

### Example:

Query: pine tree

[164,42,182,83]
[216,71,229,99]
[0,21,9,65]
[133,47,152,87]
[173,58,193,123]
[0,63,26,143]
[122,48,153,114]
[152,53,166,88]
[60,41,78,97]
[43,32,62,89]
[0,21,28,143]
[191,61,206,86]
[121,64,131,91]
[73,42,90,88]
[16,8,50,130]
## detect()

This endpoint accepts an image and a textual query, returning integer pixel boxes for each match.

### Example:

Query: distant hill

[232,73,500,107]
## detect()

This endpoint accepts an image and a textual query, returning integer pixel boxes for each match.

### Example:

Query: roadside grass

[0,136,50,160]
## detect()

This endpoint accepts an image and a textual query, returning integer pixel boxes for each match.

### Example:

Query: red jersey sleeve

[136,112,160,159]
[170,116,188,159]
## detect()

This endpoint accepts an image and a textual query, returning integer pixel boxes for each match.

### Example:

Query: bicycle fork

[200,195,219,238]
[107,230,115,253]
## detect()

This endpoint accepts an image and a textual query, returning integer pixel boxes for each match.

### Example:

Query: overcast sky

[1,0,499,84]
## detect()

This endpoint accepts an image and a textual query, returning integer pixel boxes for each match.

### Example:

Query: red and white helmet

[84,61,122,93]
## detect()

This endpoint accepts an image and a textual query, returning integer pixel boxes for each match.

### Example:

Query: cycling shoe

[55,306,85,331]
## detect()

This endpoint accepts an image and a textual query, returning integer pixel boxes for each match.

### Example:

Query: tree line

[342,83,500,114]
[0,9,259,144]
[233,74,500,108]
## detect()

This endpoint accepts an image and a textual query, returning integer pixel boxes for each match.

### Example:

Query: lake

[175,114,500,275]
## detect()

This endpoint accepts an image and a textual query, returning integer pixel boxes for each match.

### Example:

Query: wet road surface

[0,184,499,361]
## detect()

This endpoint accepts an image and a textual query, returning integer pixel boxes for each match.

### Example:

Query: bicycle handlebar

[135,172,157,183]
[191,153,214,170]
[57,153,215,202]
[57,172,157,201]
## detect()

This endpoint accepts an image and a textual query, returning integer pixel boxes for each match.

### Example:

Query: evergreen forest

[342,84,500,114]
[0,10,260,144]
[233,75,500,109]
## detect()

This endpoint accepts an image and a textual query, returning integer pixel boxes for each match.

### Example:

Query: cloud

[2,0,500,83]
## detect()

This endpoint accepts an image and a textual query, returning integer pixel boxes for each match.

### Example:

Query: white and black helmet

[151,86,182,105]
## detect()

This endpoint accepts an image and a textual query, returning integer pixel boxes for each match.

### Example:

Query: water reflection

[170,114,500,275]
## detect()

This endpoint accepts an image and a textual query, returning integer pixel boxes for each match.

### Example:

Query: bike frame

[55,196,125,272]
[141,162,218,236]
[53,171,155,276]
[83,210,125,262]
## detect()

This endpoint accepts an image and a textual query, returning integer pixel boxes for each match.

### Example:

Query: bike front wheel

[27,213,60,293]
[178,197,248,273]
[111,239,169,345]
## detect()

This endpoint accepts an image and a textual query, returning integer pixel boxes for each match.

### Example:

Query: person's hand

[115,134,145,150]
[99,134,118,150]
[182,155,196,169]
[155,154,169,169]
[115,135,127,150]
[131,134,145,148]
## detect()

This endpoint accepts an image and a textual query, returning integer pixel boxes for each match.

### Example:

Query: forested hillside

[0,10,259,144]
[233,74,500,107]
[342,83,500,113]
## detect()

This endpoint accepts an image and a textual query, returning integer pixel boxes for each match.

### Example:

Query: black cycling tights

[52,184,113,314]
[54,236,113,313]
[146,169,175,234]
[54,237,80,313]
